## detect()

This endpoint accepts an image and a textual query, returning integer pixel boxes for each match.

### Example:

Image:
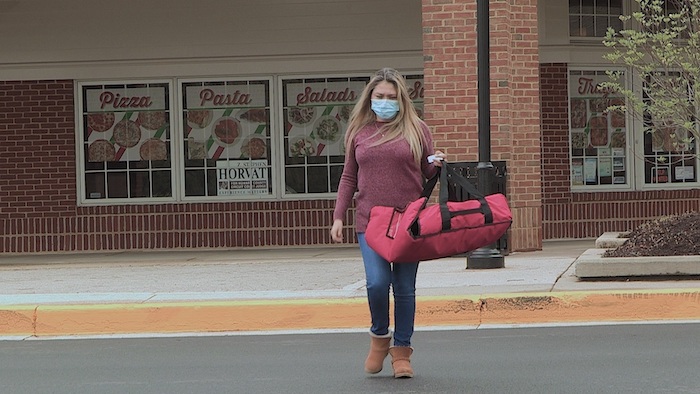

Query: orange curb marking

[0,307,35,336]
[33,299,370,336]
[2,290,699,337]
[477,291,700,324]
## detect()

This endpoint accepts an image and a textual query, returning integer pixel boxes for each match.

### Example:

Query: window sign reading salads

[282,76,370,195]
[569,70,628,188]
[280,74,423,195]
[182,79,272,198]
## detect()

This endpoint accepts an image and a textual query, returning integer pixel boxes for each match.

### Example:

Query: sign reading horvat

[216,160,268,195]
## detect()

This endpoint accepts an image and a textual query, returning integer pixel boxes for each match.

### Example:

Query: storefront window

[280,76,369,195]
[181,79,272,198]
[77,72,424,204]
[642,72,697,184]
[79,81,173,201]
[569,70,629,189]
[569,0,623,38]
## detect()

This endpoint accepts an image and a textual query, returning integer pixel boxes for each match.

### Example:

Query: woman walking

[330,68,445,378]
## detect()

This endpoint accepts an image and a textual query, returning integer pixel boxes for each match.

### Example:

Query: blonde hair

[345,68,427,166]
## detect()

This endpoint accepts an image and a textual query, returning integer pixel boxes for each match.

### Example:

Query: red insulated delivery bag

[365,162,512,263]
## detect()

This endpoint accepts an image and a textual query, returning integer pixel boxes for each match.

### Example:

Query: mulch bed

[604,211,700,257]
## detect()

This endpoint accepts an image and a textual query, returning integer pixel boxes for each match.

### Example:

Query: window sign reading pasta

[80,82,173,200]
[182,79,272,198]
[569,70,628,188]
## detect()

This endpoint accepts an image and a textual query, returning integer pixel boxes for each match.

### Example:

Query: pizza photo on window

[137,111,167,131]
[588,116,609,147]
[212,117,240,145]
[139,138,168,161]
[87,112,116,132]
[187,138,207,160]
[609,98,626,128]
[187,109,213,129]
[239,108,268,124]
[241,136,267,159]
[88,139,116,162]
[610,131,626,148]
[589,98,609,113]
[570,99,587,129]
[113,119,142,148]
[571,132,588,149]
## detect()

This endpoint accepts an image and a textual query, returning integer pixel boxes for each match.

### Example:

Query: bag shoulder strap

[439,163,494,230]
[420,170,440,199]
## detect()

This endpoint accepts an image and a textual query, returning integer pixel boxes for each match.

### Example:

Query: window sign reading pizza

[80,82,172,200]
[282,76,369,195]
[569,70,628,188]
[182,79,272,198]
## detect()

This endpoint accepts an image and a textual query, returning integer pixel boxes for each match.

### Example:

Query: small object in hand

[427,154,443,164]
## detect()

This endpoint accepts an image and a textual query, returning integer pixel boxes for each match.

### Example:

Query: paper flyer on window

[216,160,269,195]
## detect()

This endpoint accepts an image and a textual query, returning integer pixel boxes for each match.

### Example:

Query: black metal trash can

[446,161,509,255]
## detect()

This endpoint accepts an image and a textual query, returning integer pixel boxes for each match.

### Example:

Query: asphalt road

[1,323,699,394]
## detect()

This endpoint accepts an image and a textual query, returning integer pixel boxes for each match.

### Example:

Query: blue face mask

[371,99,400,120]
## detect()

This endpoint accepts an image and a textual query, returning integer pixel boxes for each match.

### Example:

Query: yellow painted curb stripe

[1,289,698,337]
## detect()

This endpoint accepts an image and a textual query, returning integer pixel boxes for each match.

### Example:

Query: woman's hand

[432,150,447,167]
[330,219,344,243]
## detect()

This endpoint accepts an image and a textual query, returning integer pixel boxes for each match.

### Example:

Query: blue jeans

[357,233,419,347]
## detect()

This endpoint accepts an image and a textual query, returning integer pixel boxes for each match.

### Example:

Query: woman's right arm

[331,141,359,243]
[330,219,344,243]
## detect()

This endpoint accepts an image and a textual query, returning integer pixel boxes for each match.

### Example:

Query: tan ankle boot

[364,332,392,374]
[389,346,414,378]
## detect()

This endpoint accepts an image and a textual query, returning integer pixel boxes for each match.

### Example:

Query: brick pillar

[422,0,542,251]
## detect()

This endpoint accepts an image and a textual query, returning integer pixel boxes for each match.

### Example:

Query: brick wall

[540,64,571,205]
[540,63,700,238]
[1,201,352,253]
[0,81,76,220]
[0,80,352,253]
[422,0,542,251]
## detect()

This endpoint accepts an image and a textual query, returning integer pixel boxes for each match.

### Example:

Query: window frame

[633,68,700,190]
[277,73,371,200]
[75,79,178,206]
[178,76,278,202]
[568,67,634,192]
[569,0,625,40]
[75,72,426,205]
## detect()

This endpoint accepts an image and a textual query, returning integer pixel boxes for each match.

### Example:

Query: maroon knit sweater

[333,121,438,233]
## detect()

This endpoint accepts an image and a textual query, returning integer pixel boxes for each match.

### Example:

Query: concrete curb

[575,249,700,278]
[2,289,699,337]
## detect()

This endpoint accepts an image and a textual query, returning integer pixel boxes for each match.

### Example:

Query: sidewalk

[1,239,699,338]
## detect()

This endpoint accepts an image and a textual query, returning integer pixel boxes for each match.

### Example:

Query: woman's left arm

[419,123,447,178]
